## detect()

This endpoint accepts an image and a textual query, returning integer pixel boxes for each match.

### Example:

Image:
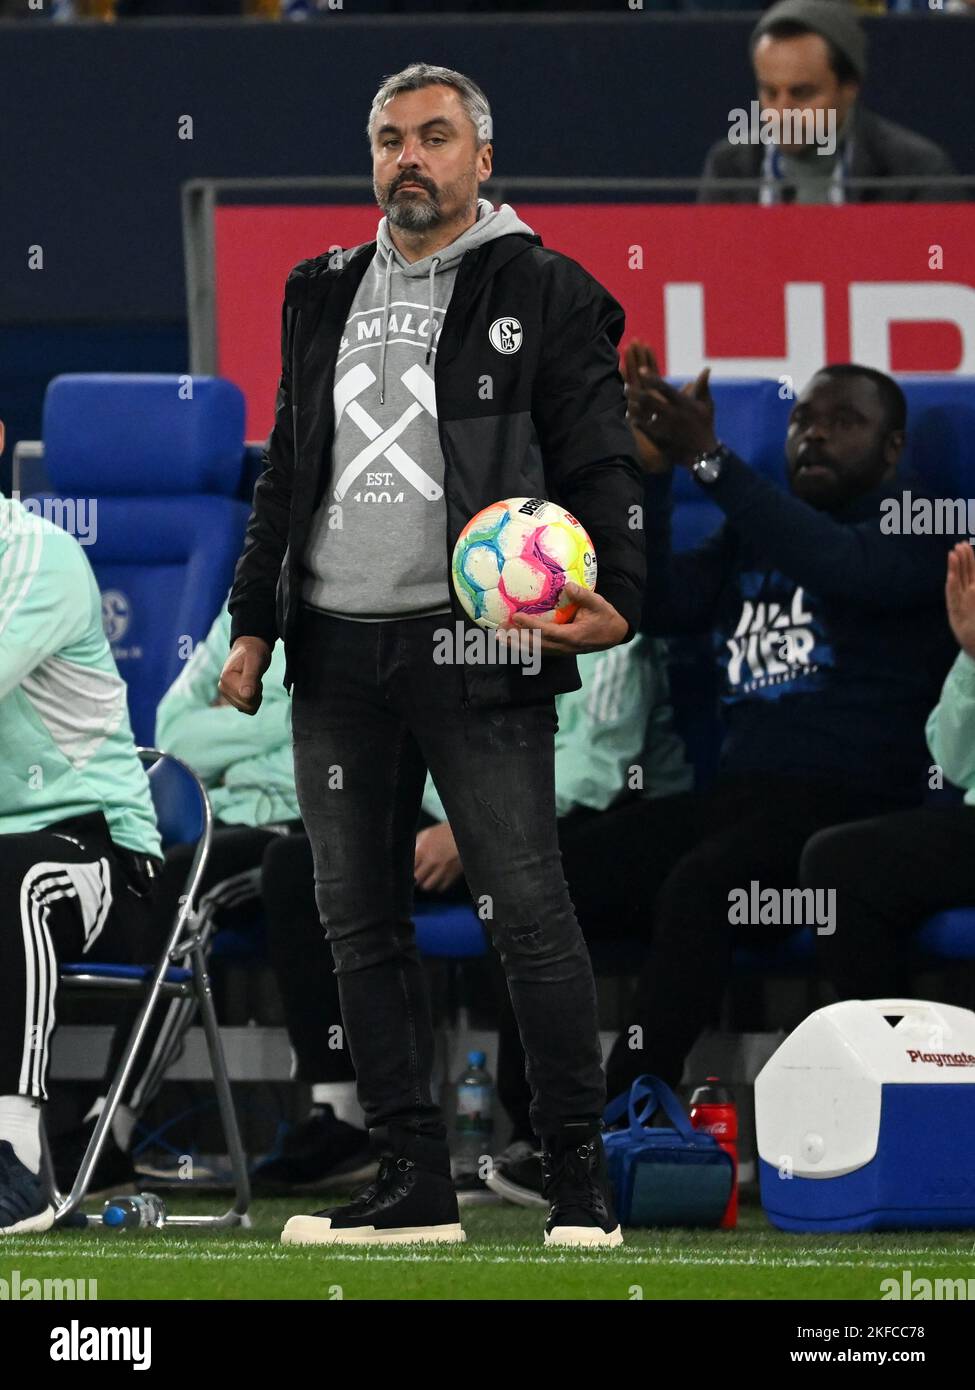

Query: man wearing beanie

[700,0,960,204]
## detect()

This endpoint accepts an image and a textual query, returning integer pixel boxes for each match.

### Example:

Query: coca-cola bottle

[689,1076,738,1229]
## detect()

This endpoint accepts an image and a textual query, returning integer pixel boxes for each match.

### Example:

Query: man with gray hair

[221,63,645,1247]
[700,0,960,204]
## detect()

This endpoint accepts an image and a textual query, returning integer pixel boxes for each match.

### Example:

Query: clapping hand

[623,340,716,468]
[946,542,975,660]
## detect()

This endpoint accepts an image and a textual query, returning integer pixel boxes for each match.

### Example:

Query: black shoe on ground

[281,1127,465,1246]
[50,1119,136,1200]
[0,1141,54,1235]
[485,1139,547,1209]
[251,1107,373,1193]
[542,1126,623,1248]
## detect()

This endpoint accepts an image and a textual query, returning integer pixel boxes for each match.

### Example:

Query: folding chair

[45,749,250,1229]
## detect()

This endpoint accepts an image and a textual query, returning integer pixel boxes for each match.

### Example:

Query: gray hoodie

[301,198,535,620]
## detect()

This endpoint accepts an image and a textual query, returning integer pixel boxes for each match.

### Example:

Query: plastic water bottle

[454,1050,494,1170]
[689,1076,738,1229]
[102,1193,167,1229]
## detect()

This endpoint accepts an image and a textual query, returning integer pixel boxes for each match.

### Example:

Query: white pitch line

[6,1237,969,1258]
[4,1246,972,1271]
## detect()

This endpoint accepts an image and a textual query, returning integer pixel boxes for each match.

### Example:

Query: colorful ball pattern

[451,497,598,629]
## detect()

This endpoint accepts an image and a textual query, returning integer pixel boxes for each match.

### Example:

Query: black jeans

[801,803,975,999]
[289,607,604,1142]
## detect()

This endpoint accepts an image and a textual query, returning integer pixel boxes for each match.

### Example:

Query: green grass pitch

[4,1194,975,1300]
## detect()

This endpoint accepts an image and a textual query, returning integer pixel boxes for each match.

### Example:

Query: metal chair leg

[160,948,250,1229]
[53,751,251,1231]
[54,970,179,1226]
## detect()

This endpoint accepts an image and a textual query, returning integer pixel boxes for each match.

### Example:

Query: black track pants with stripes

[0,812,155,1101]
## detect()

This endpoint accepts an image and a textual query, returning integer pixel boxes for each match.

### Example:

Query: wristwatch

[691,442,731,486]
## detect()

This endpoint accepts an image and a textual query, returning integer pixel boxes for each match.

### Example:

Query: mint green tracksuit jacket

[0,494,159,857]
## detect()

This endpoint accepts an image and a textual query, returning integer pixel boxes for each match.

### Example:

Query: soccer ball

[451,497,597,630]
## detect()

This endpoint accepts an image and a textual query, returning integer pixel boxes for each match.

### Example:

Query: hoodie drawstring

[425,257,440,365]
[378,244,448,399]
[378,249,394,405]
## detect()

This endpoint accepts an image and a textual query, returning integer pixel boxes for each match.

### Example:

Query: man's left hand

[510,584,629,654]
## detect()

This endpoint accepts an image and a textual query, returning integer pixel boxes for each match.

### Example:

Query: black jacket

[228,230,646,706]
[699,104,961,203]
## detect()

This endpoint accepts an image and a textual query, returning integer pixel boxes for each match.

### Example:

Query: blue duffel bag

[603,1074,734,1228]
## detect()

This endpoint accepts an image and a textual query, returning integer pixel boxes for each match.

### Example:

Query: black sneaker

[252,1107,373,1193]
[50,1119,136,1200]
[0,1141,54,1235]
[280,1128,465,1246]
[485,1139,547,1208]
[542,1127,623,1248]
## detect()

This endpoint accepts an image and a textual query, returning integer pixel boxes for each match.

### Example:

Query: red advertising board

[214,203,975,440]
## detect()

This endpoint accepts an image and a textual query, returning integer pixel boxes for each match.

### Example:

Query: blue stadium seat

[899,376,975,495]
[708,378,794,480]
[39,374,251,744]
[916,909,975,961]
[414,902,487,959]
[60,961,193,985]
[730,910,975,980]
[146,742,209,846]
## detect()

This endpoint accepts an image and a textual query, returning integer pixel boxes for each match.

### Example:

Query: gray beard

[383,192,443,232]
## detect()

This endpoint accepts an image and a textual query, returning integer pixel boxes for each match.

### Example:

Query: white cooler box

[756,999,975,1232]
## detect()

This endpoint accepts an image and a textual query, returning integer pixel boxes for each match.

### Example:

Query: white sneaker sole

[0,1205,55,1235]
[281,1215,466,1246]
[484,1170,548,1209]
[544,1224,624,1248]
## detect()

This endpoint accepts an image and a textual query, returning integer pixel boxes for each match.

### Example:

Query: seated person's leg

[603,776,898,1099]
[558,794,700,933]
[802,804,975,1000]
[254,832,370,1190]
[0,815,155,1232]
